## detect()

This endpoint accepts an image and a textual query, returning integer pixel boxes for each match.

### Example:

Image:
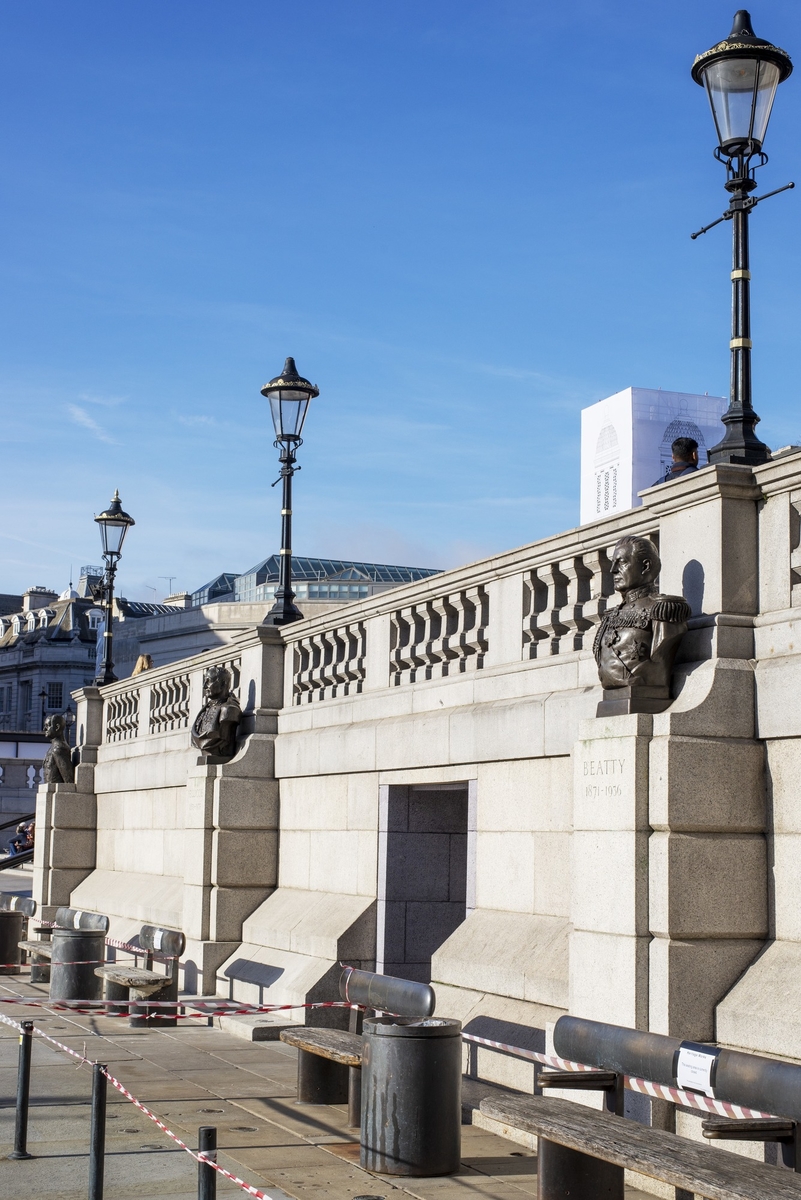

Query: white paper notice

[73,910,83,929]
[676,1045,718,1097]
[153,930,164,951]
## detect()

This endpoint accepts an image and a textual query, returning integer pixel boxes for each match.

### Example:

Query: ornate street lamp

[260,357,319,625]
[691,10,793,465]
[93,490,135,685]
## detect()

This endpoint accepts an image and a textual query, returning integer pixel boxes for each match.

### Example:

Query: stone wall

[32,452,801,1079]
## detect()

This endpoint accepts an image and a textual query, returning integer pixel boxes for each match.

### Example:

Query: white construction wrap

[580,387,728,525]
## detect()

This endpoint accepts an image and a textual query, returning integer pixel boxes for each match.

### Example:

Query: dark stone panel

[385,785,410,832]
[408,789,468,834]
[449,833,468,899]
[405,900,467,961]
[384,832,452,901]
[381,900,407,962]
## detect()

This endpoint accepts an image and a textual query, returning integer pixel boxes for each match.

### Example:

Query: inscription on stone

[583,759,625,776]
[583,757,625,799]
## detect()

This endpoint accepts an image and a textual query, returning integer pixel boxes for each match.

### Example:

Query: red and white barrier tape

[0,1008,287,1199]
[461,1031,774,1119]
[0,996,358,1018]
[1,987,776,1122]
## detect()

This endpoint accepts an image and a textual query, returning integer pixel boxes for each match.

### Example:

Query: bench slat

[479,1094,801,1200]
[18,941,52,957]
[95,967,164,988]
[280,1028,362,1067]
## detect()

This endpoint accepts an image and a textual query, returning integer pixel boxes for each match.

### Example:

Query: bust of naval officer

[593,535,691,715]
[191,664,242,759]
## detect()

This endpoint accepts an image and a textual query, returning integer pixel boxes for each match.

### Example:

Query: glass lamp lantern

[261,357,319,444]
[94,490,135,557]
[692,10,792,157]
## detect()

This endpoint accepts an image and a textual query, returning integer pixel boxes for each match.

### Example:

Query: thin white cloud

[77,392,127,408]
[177,414,217,427]
[67,404,119,444]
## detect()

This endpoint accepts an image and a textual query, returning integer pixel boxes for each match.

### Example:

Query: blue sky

[2,1,801,599]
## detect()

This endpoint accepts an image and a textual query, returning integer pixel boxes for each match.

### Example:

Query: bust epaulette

[650,595,692,624]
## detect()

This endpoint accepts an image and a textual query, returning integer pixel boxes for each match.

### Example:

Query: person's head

[672,437,699,465]
[611,535,661,594]
[203,664,231,702]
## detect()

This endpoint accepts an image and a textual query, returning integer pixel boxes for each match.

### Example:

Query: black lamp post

[93,490,135,685]
[691,10,793,465]
[260,357,319,625]
[39,688,47,731]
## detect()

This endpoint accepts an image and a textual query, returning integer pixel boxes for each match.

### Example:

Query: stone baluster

[455,585,489,671]
[536,563,569,654]
[522,569,549,659]
[790,498,801,606]
[580,548,614,648]
[407,607,430,683]
[560,556,594,651]
[430,594,460,678]
[389,609,412,685]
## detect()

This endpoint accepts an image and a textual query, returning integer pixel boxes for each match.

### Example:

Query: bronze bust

[191,665,242,759]
[593,535,691,717]
[42,714,75,784]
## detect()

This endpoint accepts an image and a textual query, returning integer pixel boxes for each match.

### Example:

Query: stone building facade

[29,456,801,1176]
[0,578,103,734]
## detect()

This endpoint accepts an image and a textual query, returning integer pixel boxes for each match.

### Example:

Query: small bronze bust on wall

[42,714,75,784]
[593,535,691,717]
[191,664,242,760]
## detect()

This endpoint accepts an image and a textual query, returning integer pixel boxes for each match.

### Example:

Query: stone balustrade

[284,507,658,701]
[100,652,242,745]
[149,672,190,734]
[390,584,489,685]
[292,621,366,704]
[105,689,140,742]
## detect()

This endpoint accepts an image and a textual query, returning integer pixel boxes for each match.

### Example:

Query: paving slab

[0,973,654,1200]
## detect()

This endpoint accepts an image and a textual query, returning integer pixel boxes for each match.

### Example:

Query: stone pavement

[0,972,652,1200]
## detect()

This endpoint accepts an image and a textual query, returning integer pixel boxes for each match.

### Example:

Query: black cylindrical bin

[361,1016,461,1176]
[50,928,105,1000]
[0,911,24,975]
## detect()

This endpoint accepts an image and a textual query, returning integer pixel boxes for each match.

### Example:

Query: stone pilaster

[570,714,652,1029]
[32,686,102,921]
[182,707,280,994]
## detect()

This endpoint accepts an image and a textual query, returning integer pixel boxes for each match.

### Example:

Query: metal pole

[98,559,117,685]
[266,443,303,625]
[708,156,770,465]
[197,1125,217,1200]
[88,1062,107,1200]
[9,1020,33,1159]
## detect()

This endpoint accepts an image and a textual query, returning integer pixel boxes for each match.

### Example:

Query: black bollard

[9,1020,33,1159]
[88,1063,107,1200]
[198,1126,217,1200]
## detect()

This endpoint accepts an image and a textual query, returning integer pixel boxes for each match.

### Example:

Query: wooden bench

[280,967,436,1127]
[95,924,185,1027]
[280,1027,362,1067]
[480,1092,801,1200]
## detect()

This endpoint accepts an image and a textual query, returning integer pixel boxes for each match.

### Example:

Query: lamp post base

[707,417,771,466]
[264,592,304,625]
